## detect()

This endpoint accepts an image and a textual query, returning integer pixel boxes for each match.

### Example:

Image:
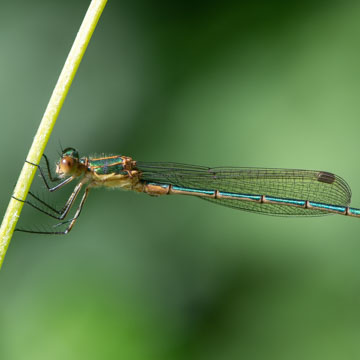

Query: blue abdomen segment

[347,207,360,216]
[307,201,346,214]
[172,185,215,196]
[218,191,262,202]
[264,196,306,206]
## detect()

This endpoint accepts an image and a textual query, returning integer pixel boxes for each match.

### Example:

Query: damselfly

[14,147,360,234]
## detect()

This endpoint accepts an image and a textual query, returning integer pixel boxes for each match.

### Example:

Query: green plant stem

[0,0,108,269]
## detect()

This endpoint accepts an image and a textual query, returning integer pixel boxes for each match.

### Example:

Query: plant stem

[0,0,108,269]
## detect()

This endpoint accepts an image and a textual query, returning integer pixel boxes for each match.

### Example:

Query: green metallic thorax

[85,155,127,175]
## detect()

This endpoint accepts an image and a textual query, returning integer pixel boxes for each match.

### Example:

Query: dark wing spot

[317,171,336,184]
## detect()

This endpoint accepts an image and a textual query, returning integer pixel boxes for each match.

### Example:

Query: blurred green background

[1,1,360,359]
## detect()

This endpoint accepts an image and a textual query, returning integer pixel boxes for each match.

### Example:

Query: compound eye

[60,156,74,173]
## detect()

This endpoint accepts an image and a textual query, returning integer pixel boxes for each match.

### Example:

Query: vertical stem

[0,0,108,269]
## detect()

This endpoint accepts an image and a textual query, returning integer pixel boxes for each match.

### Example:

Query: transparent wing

[136,162,352,216]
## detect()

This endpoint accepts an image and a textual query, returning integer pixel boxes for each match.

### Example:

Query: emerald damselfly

[14,147,360,234]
